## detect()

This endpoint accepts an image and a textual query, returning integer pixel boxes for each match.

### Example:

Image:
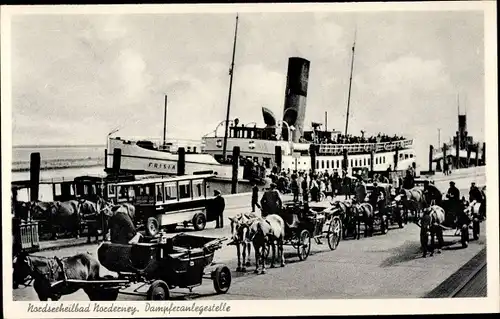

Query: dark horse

[352,202,375,239]
[13,252,104,301]
[29,200,82,240]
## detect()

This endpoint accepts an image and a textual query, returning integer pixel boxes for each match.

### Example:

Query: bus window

[117,186,129,201]
[128,187,136,200]
[156,184,164,202]
[193,180,204,198]
[164,182,178,201]
[54,184,62,197]
[108,185,116,197]
[178,181,192,200]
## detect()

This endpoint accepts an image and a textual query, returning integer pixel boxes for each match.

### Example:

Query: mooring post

[104,148,108,170]
[177,147,185,176]
[112,148,122,175]
[466,147,472,167]
[370,150,374,173]
[342,149,348,175]
[309,144,316,175]
[394,147,399,171]
[428,145,434,173]
[30,152,41,204]
[482,142,486,165]
[231,146,240,194]
[442,144,448,173]
[475,143,480,166]
[275,145,282,173]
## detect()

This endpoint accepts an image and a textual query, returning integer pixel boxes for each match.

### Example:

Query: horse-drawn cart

[280,201,342,261]
[50,234,231,300]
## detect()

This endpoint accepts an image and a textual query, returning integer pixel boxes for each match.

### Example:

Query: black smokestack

[283,57,310,143]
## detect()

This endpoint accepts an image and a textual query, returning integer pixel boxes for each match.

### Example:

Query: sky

[9,9,485,162]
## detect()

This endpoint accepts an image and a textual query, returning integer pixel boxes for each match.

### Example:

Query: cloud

[9,12,485,164]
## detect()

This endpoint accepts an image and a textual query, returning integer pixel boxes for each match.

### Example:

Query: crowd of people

[301,132,406,145]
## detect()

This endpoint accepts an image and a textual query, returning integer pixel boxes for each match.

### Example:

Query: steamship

[105,17,417,185]
[106,57,416,180]
[430,113,485,171]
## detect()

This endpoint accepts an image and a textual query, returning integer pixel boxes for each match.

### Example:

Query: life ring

[384,143,391,151]
[364,145,371,152]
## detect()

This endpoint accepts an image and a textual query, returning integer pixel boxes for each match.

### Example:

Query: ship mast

[222,14,239,161]
[162,95,167,147]
[344,29,357,137]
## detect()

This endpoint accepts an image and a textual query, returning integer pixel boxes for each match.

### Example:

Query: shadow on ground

[374,239,460,267]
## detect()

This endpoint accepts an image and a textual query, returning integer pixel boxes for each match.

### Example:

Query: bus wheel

[193,214,206,231]
[146,217,160,237]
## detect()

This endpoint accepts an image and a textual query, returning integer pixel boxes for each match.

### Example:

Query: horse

[332,200,357,239]
[48,200,83,239]
[78,198,115,243]
[421,205,446,255]
[13,252,102,301]
[228,212,258,272]
[352,202,374,239]
[398,187,426,222]
[247,214,285,274]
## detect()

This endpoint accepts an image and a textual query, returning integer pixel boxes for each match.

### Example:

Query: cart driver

[260,183,282,217]
[108,204,142,245]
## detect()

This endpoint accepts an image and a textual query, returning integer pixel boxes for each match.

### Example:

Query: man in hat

[354,177,367,204]
[251,182,261,212]
[423,180,442,207]
[469,182,483,203]
[369,182,383,213]
[260,183,282,217]
[213,190,225,228]
[446,181,461,226]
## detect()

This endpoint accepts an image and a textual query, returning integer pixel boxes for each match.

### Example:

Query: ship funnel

[282,57,310,143]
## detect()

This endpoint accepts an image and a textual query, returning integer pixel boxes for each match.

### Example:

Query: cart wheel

[166,224,177,232]
[213,265,231,294]
[146,217,160,237]
[327,217,342,250]
[193,214,206,231]
[147,280,170,300]
[297,230,311,261]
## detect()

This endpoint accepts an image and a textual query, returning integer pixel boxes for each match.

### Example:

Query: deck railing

[317,139,413,155]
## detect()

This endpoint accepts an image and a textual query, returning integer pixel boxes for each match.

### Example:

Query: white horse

[247,214,285,274]
[228,212,259,272]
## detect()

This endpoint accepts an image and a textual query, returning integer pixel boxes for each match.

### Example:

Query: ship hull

[106,138,244,179]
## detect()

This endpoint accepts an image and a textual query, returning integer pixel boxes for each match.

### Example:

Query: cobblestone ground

[12,176,487,301]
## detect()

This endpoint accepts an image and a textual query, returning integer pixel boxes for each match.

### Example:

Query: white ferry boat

[104,16,417,184]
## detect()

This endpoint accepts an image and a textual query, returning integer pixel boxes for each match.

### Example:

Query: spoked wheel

[297,230,311,261]
[327,217,342,250]
[193,214,207,231]
[147,280,170,300]
[213,265,232,294]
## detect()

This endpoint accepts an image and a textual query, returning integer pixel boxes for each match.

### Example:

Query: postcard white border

[1,1,498,318]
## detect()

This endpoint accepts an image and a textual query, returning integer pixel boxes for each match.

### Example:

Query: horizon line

[13,144,106,149]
